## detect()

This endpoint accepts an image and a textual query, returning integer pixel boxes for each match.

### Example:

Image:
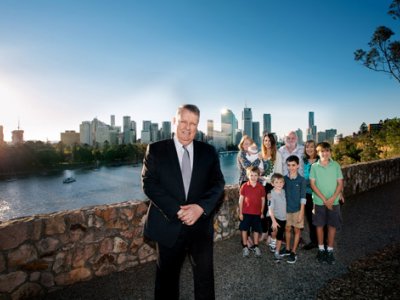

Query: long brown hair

[261,133,277,162]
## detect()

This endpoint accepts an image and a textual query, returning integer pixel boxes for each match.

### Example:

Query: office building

[110,115,115,127]
[263,114,271,134]
[252,122,260,146]
[325,129,337,144]
[295,128,304,145]
[221,109,238,146]
[161,121,171,140]
[151,123,159,142]
[207,119,214,142]
[242,107,253,139]
[60,130,80,146]
[141,121,152,144]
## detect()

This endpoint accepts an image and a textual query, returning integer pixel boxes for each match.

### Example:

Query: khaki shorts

[286,211,304,229]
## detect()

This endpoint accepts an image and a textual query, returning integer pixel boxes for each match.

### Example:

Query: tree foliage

[333,117,400,165]
[354,0,400,83]
[0,142,147,176]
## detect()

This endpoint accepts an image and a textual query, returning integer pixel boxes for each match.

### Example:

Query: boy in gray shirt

[268,173,287,262]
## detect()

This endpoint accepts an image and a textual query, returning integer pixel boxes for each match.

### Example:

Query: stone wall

[0,157,399,299]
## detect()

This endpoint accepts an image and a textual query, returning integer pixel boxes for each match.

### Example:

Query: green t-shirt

[310,159,343,206]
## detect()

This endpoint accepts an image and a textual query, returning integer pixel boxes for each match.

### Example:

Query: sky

[0,0,399,142]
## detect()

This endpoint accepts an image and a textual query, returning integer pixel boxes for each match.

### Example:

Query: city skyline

[1,0,399,142]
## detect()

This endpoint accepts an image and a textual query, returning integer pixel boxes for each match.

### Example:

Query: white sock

[271,238,276,244]
[318,245,325,251]
[327,247,334,252]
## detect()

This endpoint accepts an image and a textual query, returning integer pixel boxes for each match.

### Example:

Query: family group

[237,131,344,265]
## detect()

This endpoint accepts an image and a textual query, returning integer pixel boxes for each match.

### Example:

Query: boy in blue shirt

[284,155,306,264]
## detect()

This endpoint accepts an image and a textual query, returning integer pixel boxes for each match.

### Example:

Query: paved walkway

[45,179,400,300]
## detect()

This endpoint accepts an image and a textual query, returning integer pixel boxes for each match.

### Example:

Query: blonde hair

[238,135,254,151]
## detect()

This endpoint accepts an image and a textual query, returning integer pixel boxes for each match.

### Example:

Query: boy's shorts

[239,214,263,233]
[313,204,342,230]
[271,218,286,241]
[286,211,304,229]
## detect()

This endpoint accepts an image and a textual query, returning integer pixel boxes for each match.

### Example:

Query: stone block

[0,222,29,250]
[0,271,26,293]
[54,268,91,286]
[8,244,38,268]
[11,282,43,300]
[36,237,60,256]
[100,238,113,254]
[40,272,55,288]
[113,237,128,253]
[44,216,66,235]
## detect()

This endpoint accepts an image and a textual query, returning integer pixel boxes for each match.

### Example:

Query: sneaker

[303,242,318,250]
[326,251,336,265]
[242,247,250,258]
[280,248,291,256]
[254,246,261,258]
[273,252,282,263]
[287,252,297,264]
[316,249,326,263]
[269,244,276,253]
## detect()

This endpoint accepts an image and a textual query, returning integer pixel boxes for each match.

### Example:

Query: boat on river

[63,177,76,184]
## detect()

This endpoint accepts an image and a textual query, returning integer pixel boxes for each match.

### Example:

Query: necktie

[181,146,191,198]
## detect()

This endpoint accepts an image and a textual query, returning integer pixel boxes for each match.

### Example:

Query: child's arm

[310,178,332,209]
[268,199,279,231]
[326,178,344,206]
[238,195,244,221]
[298,178,307,222]
[260,196,265,219]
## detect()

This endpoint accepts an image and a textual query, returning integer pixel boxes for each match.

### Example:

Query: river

[0,151,239,221]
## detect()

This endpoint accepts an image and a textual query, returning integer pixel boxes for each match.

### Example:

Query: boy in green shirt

[310,142,343,265]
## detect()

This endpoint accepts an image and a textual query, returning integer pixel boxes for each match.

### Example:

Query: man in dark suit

[142,104,225,300]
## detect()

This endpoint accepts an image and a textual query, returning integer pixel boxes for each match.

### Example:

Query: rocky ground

[317,243,400,299]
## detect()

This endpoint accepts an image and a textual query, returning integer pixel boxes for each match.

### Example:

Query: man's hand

[177,204,204,226]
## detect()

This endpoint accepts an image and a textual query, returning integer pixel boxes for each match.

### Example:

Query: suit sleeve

[141,143,181,220]
[196,146,225,216]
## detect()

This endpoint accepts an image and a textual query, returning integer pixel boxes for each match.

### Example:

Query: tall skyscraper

[130,120,137,143]
[221,109,238,146]
[141,120,152,144]
[11,120,24,145]
[123,116,132,144]
[252,122,260,146]
[307,111,316,141]
[295,128,304,144]
[161,121,171,140]
[79,121,91,145]
[263,114,271,134]
[151,123,159,142]
[308,111,314,129]
[110,115,115,127]
[242,107,253,139]
[207,119,214,142]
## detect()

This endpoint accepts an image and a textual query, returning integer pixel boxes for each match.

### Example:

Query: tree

[359,122,368,135]
[354,0,400,83]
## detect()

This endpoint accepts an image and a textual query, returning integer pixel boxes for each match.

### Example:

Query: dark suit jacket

[142,139,225,248]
